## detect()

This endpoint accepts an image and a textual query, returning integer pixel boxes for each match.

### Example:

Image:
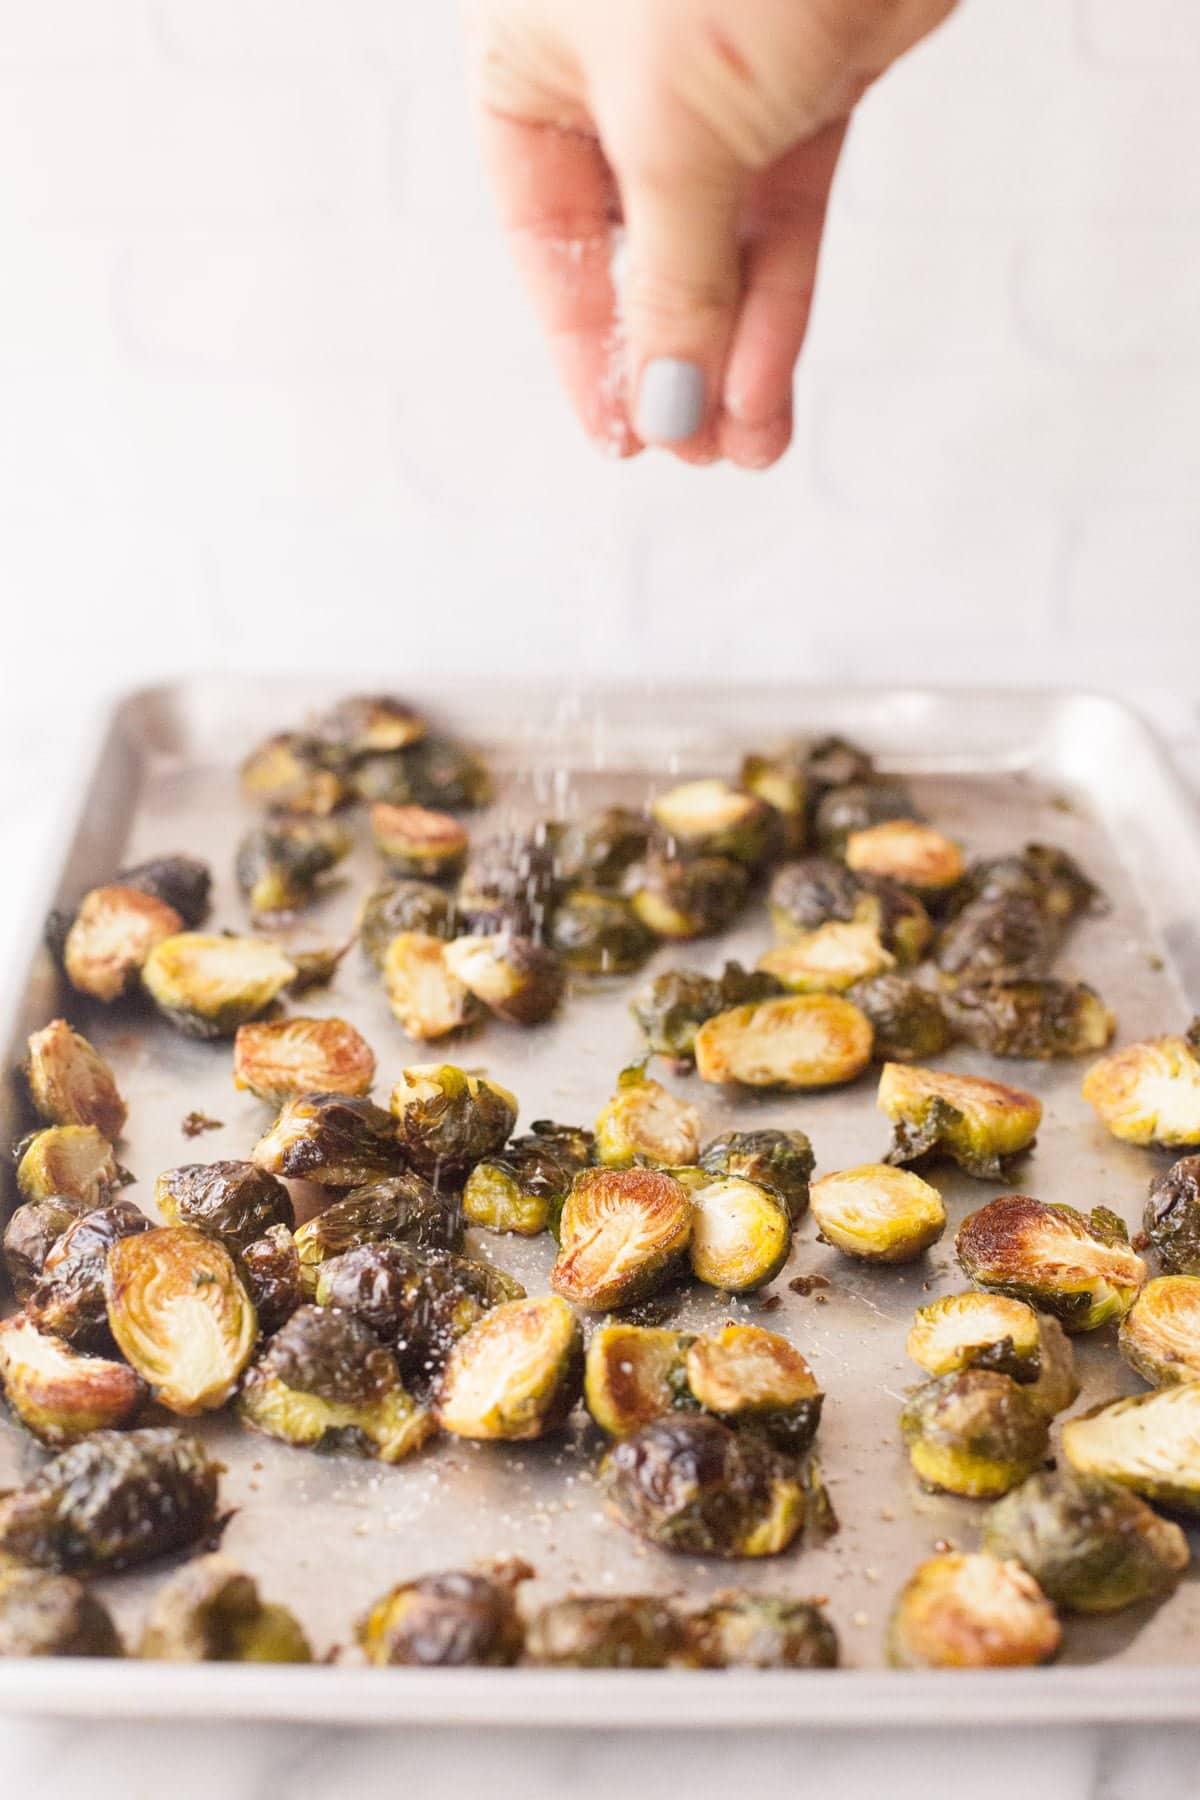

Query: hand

[467,0,956,467]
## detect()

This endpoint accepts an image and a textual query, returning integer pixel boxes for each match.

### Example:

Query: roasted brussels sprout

[844,974,953,1063]
[312,692,427,756]
[1024,1315,1081,1421]
[142,932,297,1039]
[0,1316,144,1445]
[235,816,352,916]
[935,893,1061,988]
[106,1226,256,1414]
[686,1325,822,1453]
[155,1160,294,1249]
[906,1291,1042,1382]
[699,1128,814,1223]
[650,779,776,867]
[436,1295,583,1440]
[239,1304,433,1462]
[525,1596,685,1668]
[804,734,875,796]
[811,1164,945,1265]
[758,921,896,994]
[358,1563,528,1667]
[942,980,1115,1061]
[139,1554,311,1663]
[443,933,565,1026]
[844,820,965,898]
[63,884,184,1001]
[899,1370,1050,1498]
[456,826,563,938]
[551,1167,692,1311]
[878,1063,1042,1179]
[813,778,916,856]
[241,731,348,815]
[629,853,748,941]
[947,842,1099,926]
[594,1067,701,1168]
[0,1427,220,1572]
[252,1091,404,1188]
[739,745,808,854]
[1144,1155,1200,1273]
[686,1593,839,1669]
[295,1174,461,1280]
[556,807,655,892]
[26,1200,152,1350]
[768,857,932,966]
[631,962,780,1065]
[352,733,491,811]
[694,994,874,1090]
[24,1019,127,1139]
[1082,1028,1200,1148]
[600,1414,805,1558]
[1062,1383,1200,1513]
[369,803,469,880]
[584,1323,694,1436]
[688,1177,792,1292]
[240,1223,304,1333]
[390,1063,516,1183]
[359,880,458,968]
[982,1470,1189,1614]
[957,1194,1146,1333]
[463,1125,591,1237]
[1119,1277,1200,1386]
[549,889,655,974]
[887,1552,1060,1669]
[232,1016,376,1106]
[382,931,480,1040]
[315,1244,523,1383]
[2,1195,85,1302]
[0,1564,122,1658]
[115,854,211,928]
[15,1124,121,1208]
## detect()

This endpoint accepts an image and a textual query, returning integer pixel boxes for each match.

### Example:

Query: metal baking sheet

[3,678,1200,1728]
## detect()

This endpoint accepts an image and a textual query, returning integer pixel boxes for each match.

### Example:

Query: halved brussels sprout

[631,963,781,1065]
[139,1553,311,1663]
[369,803,469,880]
[359,880,458,968]
[935,893,1061,988]
[105,1226,257,1415]
[594,1067,701,1168]
[525,1596,685,1669]
[629,853,748,941]
[295,1174,461,1280]
[549,890,655,974]
[315,1245,523,1383]
[768,858,933,966]
[906,1291,1042,1382]
[312,692,427,756]
[694,994,874,1090]
[463,1126,591,1237]
[0,1564,122,1658]
[739,745,808,854]
[240,1223,304,1333]
[390,1063,517,1183]
[685,1325,822,1453]
[1082,1029,1200,1148]
[436,1294,583,1440]
[116,854,212,928]
[551,1167,692,1311]
[382,931,480,1040]
[886,1552,1060,1669]
[232,1016,376,1105]
[845,820,965,897]
[813,776,917,854]
[982,1470,1189,1614]
[26,1200,152,1349]
[456,826,563,938]
[1119,1277,1200,1386]
[600,1414,805,1558]
[650,779,776,867]
[443,933,565,1026]
[1062,1384,1200,1513]
[699,1128,814,1223]
[155,1160,294,1249]
[688,1177,792,1292]
[685,1593,839,1669]
[235,816,352,916]
[240,731,349,815]
[252,1091,404,1188]
[142,933,297,1039]
[899,1370,1050,1498]
[239,1304,433,1462]
[1024,1315,1080,1421]
[811,1164,945,1265]
[25,1019,127,1139]
[358,1562,529,1667]
[757,921,895,994]
[942,980,1115,1061]
[844,974,953,1063]
[16,1125,121,1208]
[957,1194,1146,1332]
[63,884,184,1001]
[556,807,655,892]
[1144,1155,1200,1273]
[804,734,875,797]
[878,1063,1042,1179]
[0,1317,145,1445]
[2,1195,86,1302]
[352,733,491,811]
[583,1323,695,1436]
[0,1427,220,1572]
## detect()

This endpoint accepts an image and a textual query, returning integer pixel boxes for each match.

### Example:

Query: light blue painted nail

[636,358,706,443]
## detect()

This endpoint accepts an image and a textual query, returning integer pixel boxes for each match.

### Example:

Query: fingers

[476,109,641,458]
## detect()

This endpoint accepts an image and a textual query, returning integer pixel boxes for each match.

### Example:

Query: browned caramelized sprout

[139,1554,311,1662]
[947,842,1099,926]
[525,1595,685,1668]
[878,1063,1042,1179]
[436,1295,583,1439]
[556,807,654,891]
[584,1323,695,1436]
[369,802,469,880]
[935,893,1061,988]
[813,777,916,856]
[1144,1155,1200,1273]
[699,1128,814,1223]
[758,921,895,994]
[235,816,352,916]
[26,1201,152,1350]
[382,931,480,1039]
[0,1564,122,1658]
[631,962,781,1065]
[600,1414,805,1557]
[390,1063,516,1183]
[1024,1315,1081,1421]
[629,852,749,941]
[463,1124,593,1236]
[811,1164,945,1264]
[845,820,965,898]
[907,1292,1042,1383]
[252,1091,404,1188]
[1082,1027,1200,1148]
[844,974,953,1063]
[313,692,427,756]
[106,1226,256,1414]
[241,731,349,815]
[443,933,566,1026]
[63,884,184,1001]
[768,858,933,966]
[695,993,873,1090]
[156,1160,294,1249]
[957,1194,1146,1333]
[142,932,296,1038]
[352,733,491,812]
[687,1176,792,1292]
[1063,1384,1200,1512]
[15,1125,121,1208]
[1119,1277,1200,1386]
[899,1371,1050,1498]
[295,1175,462,1279]
[549,889,655,974]
[24,1020,127,1139]
[686,1593,839,1669]
[0,1317,144,1445]
[886,1552,1060,1669]
[240,1223,304,1334]
[804,734,875,797]
[650,778,776,867]
[456,826,563,938]
[232,1016,376,1105]
[551,1167,692,1311]
[685,1325,823,1453]
[315,1245,523,1384]
[359,880,458,967]
[116,854,212,928]
[942,980,1115,1061]
[739,744,808,854]
[594,1066,701,1167]
[983,1470,1189,1614]
[358,1562,529,1667]
[2,1195,86,1302]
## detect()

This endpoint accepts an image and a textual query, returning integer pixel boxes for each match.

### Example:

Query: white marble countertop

[1,685,1198,1799]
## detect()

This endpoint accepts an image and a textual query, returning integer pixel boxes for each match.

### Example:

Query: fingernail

[636,358,706,443]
